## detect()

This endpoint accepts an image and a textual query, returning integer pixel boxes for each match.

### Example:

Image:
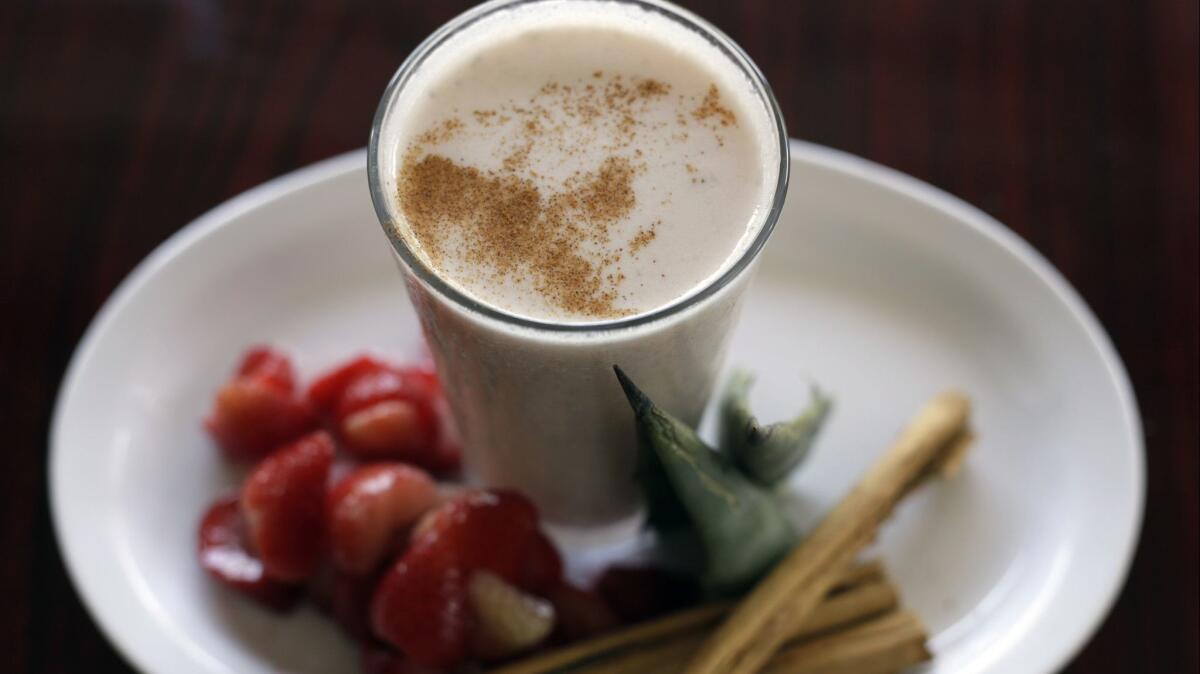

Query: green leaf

[633,403,693,534]
[719,370,831,487]
[615,367,796,595]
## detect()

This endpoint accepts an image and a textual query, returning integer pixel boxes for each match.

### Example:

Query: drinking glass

[368,0,789,527]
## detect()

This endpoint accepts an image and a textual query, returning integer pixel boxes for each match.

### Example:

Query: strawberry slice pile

[195,346,637,673]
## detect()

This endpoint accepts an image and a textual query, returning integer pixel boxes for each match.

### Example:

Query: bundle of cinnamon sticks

[495,391,972,674]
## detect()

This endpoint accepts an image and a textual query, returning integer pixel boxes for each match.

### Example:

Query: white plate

[50,141,1143,674]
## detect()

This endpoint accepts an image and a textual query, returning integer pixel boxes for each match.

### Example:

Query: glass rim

[367,0,790,333]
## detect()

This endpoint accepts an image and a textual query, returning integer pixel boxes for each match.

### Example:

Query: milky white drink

[369,0,786,527]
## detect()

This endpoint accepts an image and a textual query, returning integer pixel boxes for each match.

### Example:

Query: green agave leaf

[633,405,693,534]
[720,370,831,487]
[615,367,796,595]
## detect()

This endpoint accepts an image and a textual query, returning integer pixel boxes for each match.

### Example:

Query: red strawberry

[307,355,438,417]
[197,495,301,612]
[204,347,317,462]
[370,542,470,668]
[327,464,439,575]
[340,399,437,461]
[337,369,439,460]
[461,490,542,582]
[518,532,564,594]
[242,431,335,581]
[236,345,297,392]
[594,565,700,624]
[370,489,552,668]
[306,356,444,468]
[307,355,387,414]
[204,379,319,462]
[545,582,620,643]
[415,490,540,584]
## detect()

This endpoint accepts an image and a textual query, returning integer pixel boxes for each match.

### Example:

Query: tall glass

[368,0,788,528]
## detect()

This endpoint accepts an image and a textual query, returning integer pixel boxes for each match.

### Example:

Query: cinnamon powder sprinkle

[399,153,639,318]
[416,117,464,144]
[629,222,658,254]
[636,79,671,98]
[396,73,726,318]
[693,84,737,127]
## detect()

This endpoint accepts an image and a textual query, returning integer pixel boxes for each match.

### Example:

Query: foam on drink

[377,0,780,323]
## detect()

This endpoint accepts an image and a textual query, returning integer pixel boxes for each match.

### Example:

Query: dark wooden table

[1,1,1195,672]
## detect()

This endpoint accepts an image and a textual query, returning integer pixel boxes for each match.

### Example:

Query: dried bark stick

[575,580,900,674]
[683,392,970,674]
[492,561,887,674]
[762,610,931,674]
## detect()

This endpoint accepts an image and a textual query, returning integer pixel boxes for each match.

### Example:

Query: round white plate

[51,141,1143,674]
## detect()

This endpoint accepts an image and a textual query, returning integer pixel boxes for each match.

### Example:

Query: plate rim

[49,140,1145,674]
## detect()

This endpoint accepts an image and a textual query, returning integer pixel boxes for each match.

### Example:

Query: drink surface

[377,0,779,323]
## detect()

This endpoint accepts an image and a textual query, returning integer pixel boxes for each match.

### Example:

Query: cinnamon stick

[575,579,900,674]
[762,610,930,674]
[491,561,887,674]
[683,392,971,674]
[829,558,885,591]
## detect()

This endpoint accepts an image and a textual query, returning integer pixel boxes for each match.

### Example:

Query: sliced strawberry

[336,369,440,460]
[242,431,335,581]
[336,367,435,419]
[545,582,620,643]
[327,464,439,575]
[307,355,439,418]
[416,490,540,584]
[204,365,317,463]
[595,565,700,624]
[340,400,435,460]
[236,346,297,392]
[307,356,443,467]
[468,570,555,661]
[370,489,551,668]
[462,490,542,582]
[370,543,470,668]
[307,355,388,414]
[197,495,302,612]
[518,532,564,594]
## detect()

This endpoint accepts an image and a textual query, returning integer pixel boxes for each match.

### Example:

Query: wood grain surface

[0,1,1195,672]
